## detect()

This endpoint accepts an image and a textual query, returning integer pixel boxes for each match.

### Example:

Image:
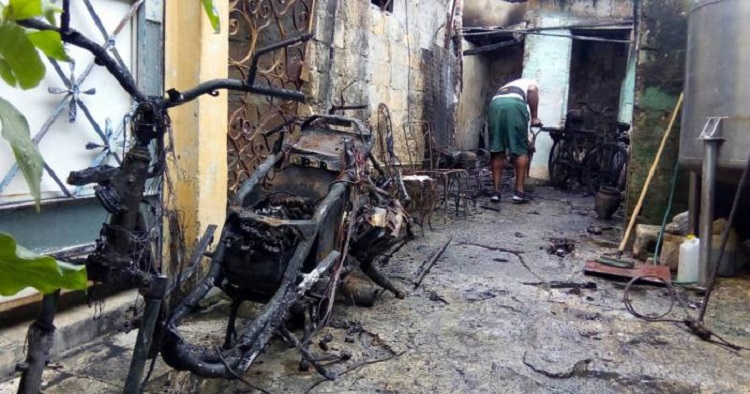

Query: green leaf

[0,232,88,296]
[0,21,46,89]
[201,0,221,34]
[0,58,16,86]
[0,96,43,210]
[27,30,68,61]
[42,2,62,25]
[4,0,43,21]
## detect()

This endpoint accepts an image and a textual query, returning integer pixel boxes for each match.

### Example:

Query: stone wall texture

[306,0,459,164]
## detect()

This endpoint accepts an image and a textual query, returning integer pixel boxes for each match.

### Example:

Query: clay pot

[595,186,621,220]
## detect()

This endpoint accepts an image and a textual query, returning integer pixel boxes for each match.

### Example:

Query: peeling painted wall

[626,0,689,224]
[306,0,457,163]
[528,0,632,19]
[523,12,573,180]
[463,0,527,28]
[456,40,490,150]
[455,40,524,151]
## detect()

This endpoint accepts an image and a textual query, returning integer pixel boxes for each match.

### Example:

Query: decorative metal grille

[0,0,141,207]
[226,0,315,197]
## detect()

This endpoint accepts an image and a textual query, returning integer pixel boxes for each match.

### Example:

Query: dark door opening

[567,29,631,132]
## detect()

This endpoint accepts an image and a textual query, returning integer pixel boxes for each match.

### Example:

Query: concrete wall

[523,13,573,180]
[455,40,524,151]
[463,0,633,29]
[626,0,689,224]
[306,0,456,163]
[528,0,632,19]
[456,40,490,150]
[464,0,527,28]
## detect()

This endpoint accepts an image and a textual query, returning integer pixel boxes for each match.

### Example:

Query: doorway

[567,29,631,131]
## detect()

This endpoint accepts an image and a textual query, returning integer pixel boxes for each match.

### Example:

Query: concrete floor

[2,186,750,393]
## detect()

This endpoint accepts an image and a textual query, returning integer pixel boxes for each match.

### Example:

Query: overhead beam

[463,39,522,56]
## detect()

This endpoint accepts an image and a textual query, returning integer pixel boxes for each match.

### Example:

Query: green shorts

[488,97,530,156]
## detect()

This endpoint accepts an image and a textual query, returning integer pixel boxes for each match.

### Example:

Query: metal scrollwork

[227,0,315,197]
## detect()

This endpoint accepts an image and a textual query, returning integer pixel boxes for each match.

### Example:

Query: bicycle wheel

[581,143,628,194]
[548,140,571,188]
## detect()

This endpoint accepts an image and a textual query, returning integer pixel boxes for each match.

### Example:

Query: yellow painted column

[164,1,228,263]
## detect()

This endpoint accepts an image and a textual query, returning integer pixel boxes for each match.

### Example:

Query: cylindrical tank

[679,0,750,178]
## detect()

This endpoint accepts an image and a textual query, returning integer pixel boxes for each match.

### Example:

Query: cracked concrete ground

[2,186,750,393]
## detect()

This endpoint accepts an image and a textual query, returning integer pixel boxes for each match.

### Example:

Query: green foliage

[0,0,66,209]
[27,30,68,61]
[0,0,68,89]
[0,232,88,296]
[0,21,46,88]
[201,0,220,34]
[2,0,43,21]
[0,96,43,210]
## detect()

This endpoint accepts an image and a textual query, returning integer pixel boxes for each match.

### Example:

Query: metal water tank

[679,0,750,177]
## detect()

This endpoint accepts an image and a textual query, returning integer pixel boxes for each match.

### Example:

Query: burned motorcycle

[161,114,412,379]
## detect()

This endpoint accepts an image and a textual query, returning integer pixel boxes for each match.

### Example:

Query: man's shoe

[512,191,530,204]
[490,192,501,203]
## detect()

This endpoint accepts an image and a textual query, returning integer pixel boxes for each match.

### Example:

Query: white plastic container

[677,235,700,283]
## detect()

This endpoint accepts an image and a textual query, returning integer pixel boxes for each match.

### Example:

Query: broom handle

[618,93,684,252]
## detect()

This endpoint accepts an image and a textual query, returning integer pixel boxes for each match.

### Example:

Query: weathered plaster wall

[528,0,632,19]
[626,0,689,224]
[165,0,229,263]
[306,0,456,163]
[456,40,490,150]
[618,46,637,124]
[463,0,527,28]
[455,41,524,150]
[486,44,525,95]
[523,12,573,180]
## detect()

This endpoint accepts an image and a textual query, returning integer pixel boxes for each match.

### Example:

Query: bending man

[488,78,542,204]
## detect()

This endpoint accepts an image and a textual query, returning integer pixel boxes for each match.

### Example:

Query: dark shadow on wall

[567,29,630,132]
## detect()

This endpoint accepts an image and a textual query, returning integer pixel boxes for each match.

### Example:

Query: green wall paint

[639,87,679,112]
[626,0,690,225]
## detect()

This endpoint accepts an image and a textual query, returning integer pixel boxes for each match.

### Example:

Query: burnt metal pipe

[123,275,168,394]
[688,171,700,235]
[322,0,339,111]
[17,291,60,394]
[698,118,724,287]
[233,153,283,206]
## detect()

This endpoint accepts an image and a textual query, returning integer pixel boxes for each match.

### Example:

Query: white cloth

[493,78,539,102]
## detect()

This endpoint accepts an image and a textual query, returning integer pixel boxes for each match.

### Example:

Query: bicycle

[580,120,630,194]
[543,110,598,190]
[573,102,630,193]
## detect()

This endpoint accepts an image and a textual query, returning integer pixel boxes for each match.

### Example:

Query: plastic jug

[677,235,700,283]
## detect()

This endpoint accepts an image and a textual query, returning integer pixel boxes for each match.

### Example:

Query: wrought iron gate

[227,0,316,197]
